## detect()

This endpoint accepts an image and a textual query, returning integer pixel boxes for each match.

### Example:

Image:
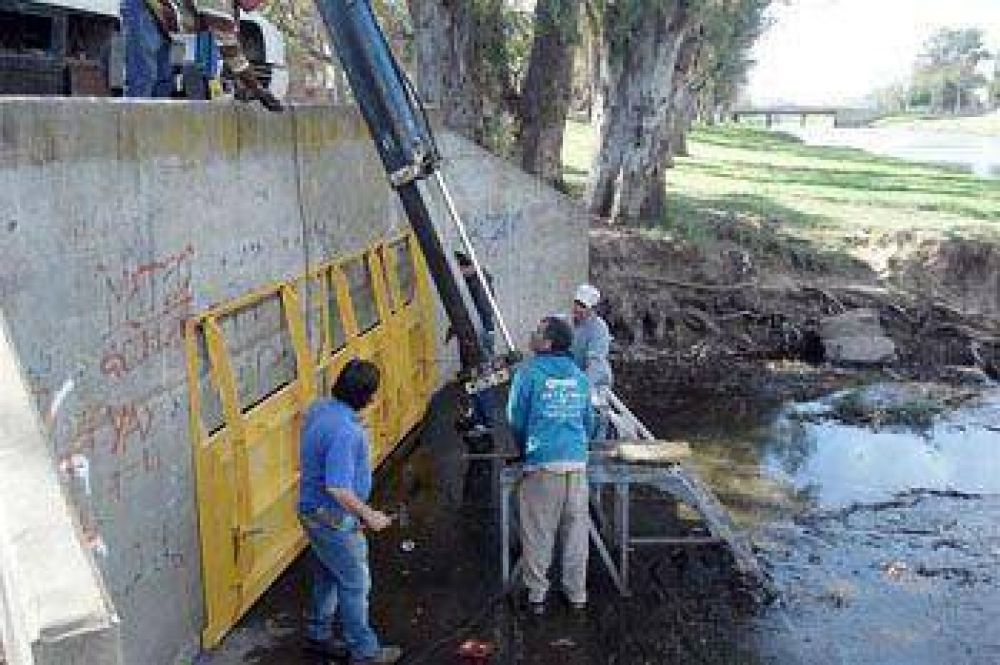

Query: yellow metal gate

[185,234,437,648]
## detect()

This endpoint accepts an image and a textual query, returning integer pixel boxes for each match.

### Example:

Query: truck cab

[0,0,287,99]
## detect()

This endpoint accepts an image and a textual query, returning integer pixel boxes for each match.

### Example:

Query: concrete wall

[0,99,587,664]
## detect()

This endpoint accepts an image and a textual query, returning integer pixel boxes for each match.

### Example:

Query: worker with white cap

[570,284,613,440]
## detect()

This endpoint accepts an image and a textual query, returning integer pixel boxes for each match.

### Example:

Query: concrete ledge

[0,312,121,665]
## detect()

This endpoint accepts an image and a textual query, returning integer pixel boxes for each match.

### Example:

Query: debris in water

[883,560,909,579]
[400,539,416,552]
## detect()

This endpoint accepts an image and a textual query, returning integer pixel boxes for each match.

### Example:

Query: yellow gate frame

[185,233,437,648]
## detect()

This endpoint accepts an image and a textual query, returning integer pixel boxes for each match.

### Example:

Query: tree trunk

[584,0,604,124]
[518,0,583,185]
[586,0,692,224]
[407,0,511,146]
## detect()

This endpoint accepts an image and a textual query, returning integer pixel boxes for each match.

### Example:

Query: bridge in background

[730,105,884,129]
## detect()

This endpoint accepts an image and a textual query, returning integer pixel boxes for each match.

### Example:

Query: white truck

[0,0,287,99]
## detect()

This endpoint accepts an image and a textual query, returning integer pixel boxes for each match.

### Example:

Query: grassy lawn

[562,120,1000,251]
[874,112,1000,137]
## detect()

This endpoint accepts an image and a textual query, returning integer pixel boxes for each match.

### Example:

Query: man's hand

[362,509,393,532]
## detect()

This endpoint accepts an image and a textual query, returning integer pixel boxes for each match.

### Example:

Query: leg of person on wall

[198,8,283,111]
[121,0,173,97]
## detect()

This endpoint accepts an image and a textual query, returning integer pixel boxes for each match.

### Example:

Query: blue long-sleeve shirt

[571,314,613,390]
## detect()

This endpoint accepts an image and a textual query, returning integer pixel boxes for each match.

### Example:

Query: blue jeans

[121,0,173,97]
[301,515,380,659]
[471,328,497,428]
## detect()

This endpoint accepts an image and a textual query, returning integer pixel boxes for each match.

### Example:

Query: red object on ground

[457,639,496,661]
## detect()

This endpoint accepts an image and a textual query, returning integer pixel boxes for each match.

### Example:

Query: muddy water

[640,386,1000,665]
[652,388,1000,515]
[215,385,1000,665]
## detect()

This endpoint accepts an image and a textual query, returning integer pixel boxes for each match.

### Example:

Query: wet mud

[205,381,1000,665]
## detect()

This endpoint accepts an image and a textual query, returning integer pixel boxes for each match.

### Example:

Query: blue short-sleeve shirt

[298,398,373,525]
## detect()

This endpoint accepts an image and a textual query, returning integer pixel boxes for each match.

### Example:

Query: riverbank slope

[563,122,1000,410]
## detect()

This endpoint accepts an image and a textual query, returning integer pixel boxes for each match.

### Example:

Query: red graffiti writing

[97,245,195,379]
[71,401,154,457]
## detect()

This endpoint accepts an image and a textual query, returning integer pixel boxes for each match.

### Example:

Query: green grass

[874,112,1000,137]
[562,120,1000,251]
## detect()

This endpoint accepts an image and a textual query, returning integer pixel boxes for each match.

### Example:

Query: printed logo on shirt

[540,376,586,420]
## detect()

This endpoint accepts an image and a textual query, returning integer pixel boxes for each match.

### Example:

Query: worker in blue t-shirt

[298,359,401,664]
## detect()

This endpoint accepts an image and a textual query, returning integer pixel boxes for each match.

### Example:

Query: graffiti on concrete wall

[464,211,520,259]
[71,400,155,457]
[97,245,195,379]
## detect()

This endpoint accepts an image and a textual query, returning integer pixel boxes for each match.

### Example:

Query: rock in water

[820,308,896,365]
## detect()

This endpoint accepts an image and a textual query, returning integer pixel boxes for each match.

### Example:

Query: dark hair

[454,251,472,268]
[540,316,573,353]
[332,359,380,410]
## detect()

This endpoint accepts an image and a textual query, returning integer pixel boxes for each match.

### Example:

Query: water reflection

[643,387,1000,519]
[766,416,1000,509]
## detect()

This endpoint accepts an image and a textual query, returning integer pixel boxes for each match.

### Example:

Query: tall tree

[586,0,694,223]
[406,0,516,147]
[912,27,991,114]
[586,0,770,225]
[517,0,584,185]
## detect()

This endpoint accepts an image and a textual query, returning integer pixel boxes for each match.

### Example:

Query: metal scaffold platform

[497,389,769,596]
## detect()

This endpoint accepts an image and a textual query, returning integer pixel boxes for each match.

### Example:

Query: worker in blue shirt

[298,359,401,664]
[507,316,595,614]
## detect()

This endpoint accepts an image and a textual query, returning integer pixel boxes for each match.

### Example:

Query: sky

[747,0,1000,106]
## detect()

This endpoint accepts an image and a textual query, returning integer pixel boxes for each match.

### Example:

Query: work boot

[350,645,402,664]
[302,636,348,659]
[255,89,285,113]
[235,69,285,113]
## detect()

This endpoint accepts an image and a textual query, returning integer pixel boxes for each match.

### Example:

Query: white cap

[574,283,601,309]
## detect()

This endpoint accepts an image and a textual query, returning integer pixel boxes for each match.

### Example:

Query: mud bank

[592,224,1000,413]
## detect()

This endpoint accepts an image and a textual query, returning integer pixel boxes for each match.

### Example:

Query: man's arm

[329,488,391,531]
[506,368,531,453]
[324,429,391,531]
[585,321,612,386]
[581,377,597,441]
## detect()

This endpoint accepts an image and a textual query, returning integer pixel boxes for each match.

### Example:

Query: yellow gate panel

[186,233,438,648]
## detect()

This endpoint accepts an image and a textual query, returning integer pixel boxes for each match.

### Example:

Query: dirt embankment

[590,220,1000,409]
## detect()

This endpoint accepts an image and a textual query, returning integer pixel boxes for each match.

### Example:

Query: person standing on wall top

[453,250,497,439]
[508,316,595,615]
[570,283,613,439]
[298,359,402,664]
[121,0,283,111]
